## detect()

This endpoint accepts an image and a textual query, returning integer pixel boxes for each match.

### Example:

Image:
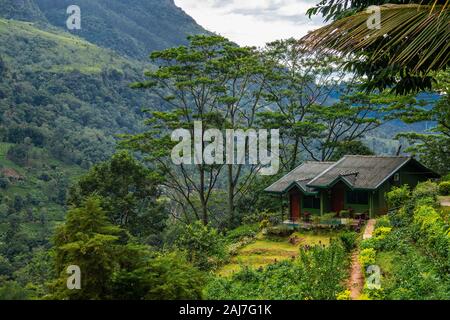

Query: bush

[0,178,9,190]
[176,221,229,271]
[6,144,29,166]
[412,181,439,205]
[386,185,411,208]
[358,248,376,268]
[339,231,358,252]
[375,216,391,228]
[412,205,449,264]
[205,241,349,300]
[259,219,270,230]
[266,225,292,237]
[226,224,258,243]
[336,290,351,300]
[372,227,392,240]
[438,181,450,196]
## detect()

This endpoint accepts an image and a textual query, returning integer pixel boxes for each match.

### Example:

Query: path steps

[348,219,376,300]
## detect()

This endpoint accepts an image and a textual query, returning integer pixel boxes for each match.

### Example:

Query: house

[265,155,439,220]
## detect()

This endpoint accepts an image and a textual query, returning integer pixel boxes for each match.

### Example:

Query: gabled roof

[265,155,440,194]
[264,161,335,194]
[307,155,435,190]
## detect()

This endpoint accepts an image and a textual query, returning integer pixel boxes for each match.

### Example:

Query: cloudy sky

[174,0,325,47]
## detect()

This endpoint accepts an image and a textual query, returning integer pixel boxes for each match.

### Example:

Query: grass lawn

[217,230,339,277]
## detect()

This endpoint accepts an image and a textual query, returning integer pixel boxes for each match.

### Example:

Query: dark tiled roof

[265,162,335,193]
[307,155,412,189]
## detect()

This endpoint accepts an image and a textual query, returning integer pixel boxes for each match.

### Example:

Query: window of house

[346,191,369,205]
[303,195,321,209]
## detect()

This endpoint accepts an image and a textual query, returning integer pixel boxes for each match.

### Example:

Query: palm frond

[302,4,450,73]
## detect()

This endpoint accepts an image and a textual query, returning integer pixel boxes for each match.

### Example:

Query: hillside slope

[0,0,207,59]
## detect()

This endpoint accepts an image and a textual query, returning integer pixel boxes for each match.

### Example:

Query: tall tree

[126,35,269,226]
[396,71,450,174]
[258,39,404,166]
[68,151,166,244]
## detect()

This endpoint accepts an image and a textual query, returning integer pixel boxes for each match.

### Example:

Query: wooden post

[320,191,324,216]
[280,194,284,222]
[369,192,374,219]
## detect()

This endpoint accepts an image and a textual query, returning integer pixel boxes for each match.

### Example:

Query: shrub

[176,221,229,271]
[0,178,9,190]
[375,216,391,228]
[386,185,411,208]
[259,219,270,230]
[205,241,349,300]
[365,287,385,300]
[412,181,439,206]
[438,181,450,196]
[360,237,381,250]
[372,227,392,240]
[412,205,449,263]
[226,224,258,243]
[339,231,358,252]
[358,248,376,268]
[336,290,351,300]
[266,224,292,237]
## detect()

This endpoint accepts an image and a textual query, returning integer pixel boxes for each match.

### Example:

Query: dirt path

[439,196,450,207]
[348,219,376,300]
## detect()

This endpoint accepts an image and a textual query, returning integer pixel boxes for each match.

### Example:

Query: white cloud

[174,0,324,47]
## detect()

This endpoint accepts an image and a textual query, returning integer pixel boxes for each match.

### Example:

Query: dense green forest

[0,0,448,300]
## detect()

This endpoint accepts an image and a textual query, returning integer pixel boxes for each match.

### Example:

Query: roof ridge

[307,157,347,186]
[344,155,411,158]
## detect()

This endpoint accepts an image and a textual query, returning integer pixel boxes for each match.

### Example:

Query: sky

[174,0,325,47]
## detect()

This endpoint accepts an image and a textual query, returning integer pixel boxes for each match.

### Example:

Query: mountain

[0,0,207,59]
[0,1,209,287]
[0,0,47,23]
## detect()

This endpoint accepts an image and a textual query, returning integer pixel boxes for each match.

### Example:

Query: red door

[331,183,345,213]
[290,192,301,221]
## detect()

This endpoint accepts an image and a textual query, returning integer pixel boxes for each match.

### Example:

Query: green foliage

[412,181,439,201]
[386,185,411,208]
[6,143,30,166]
[225,224,259,243]
[48,196,205,300]
[111,251,205,300]
[372,227,392,240]
[438,181,450,196]
[330,140,374,161]
[0,278,30,300]
[68,152,167,244]
[176,221,229,271]
[371,181,450,300]
[266,225,292,237]
[30,0,206,60]
[336,290,351,300]
[376,216,391,228]
[339,231,357,252]
[339,210,351,218]
[49,196,125,299]
[205,241,349,300]
[412,205,449,269]
[358,248,376,268]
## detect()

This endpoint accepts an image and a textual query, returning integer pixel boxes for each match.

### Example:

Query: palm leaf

[302,4,450,73]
